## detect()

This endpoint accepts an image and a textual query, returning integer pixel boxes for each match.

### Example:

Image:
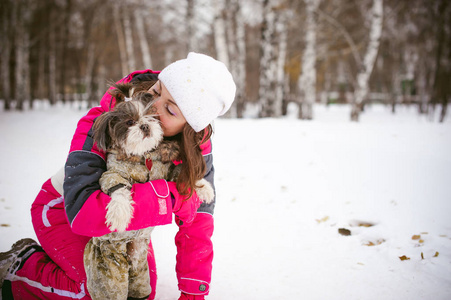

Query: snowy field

[1,102,451,299]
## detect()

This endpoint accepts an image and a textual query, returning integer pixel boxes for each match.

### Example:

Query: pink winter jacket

[63,70,215,295]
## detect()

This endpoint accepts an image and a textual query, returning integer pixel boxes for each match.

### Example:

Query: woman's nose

[152,99,161,117]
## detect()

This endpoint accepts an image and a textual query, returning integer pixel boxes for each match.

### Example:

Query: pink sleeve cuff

[127,180,173,231]
[175,213,214,295]
[70,180,173,236]
[179,277,210,296]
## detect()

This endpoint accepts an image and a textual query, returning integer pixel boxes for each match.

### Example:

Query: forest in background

[0,0,449,121]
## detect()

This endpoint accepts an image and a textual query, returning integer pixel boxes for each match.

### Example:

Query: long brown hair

[108,79,213,199]
[170,123,213,199]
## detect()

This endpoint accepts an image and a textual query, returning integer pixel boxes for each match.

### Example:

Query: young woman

[0,52,236,300]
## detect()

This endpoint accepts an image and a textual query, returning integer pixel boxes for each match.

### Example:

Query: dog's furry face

[94,94,163,157]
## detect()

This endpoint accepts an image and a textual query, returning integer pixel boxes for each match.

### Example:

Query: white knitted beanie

[158,52,236,132]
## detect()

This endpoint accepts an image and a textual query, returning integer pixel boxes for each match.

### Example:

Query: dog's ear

[132,80,157,93]
[158,140,182,162]
[108,82,135,105]
[108,79,157,106]
[93,112,114,151]
[136,92,156,108]
[129,73,158,93]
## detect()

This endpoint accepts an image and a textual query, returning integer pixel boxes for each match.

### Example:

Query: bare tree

[48,2,58,105]
[259,0,287,117]
[59,0,72,103]
[259,0,276,117]
[430,0,450,122]
[298,0,321,119]
[134,8,152,69]
[13,0,33,110]
[187,0,197,51]
[113,2,129,75]
[222,0,247,118]
[350,0,383,121]
[213,0,230,66]
[123,7,136,72]
[233,0,247,118]
[84,41,96,106]
[30,1,51,105]
[274,8,288,118]
[1,0,12,110]
[0,0,446,119]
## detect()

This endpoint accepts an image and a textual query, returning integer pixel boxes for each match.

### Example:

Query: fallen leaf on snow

[364,239,385,246]
[338,228,351,236]
[358,222,375,227]
[412,235,421,240]
[399,255,410,261]
[433,251,439,257]
[316,216,329,223]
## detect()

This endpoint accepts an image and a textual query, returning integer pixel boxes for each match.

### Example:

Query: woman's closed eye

[166,103,176,116]
[152,88,161,97]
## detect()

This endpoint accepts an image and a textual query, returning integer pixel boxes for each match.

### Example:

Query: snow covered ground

[1,102,450,299]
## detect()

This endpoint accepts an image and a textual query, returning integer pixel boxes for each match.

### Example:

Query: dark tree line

[0,0,449,121]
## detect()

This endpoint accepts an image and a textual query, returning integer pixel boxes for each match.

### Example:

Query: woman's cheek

[161,119,174,137]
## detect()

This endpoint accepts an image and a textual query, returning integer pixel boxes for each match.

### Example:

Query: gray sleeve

[198,153,215,215]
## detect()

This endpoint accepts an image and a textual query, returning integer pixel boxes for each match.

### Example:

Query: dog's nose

[140,124,150,136]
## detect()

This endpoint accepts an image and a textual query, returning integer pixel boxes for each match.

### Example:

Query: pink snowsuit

[3,70,215,299]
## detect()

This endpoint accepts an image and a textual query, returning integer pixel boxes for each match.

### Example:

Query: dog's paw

[105,187,134,232]
[195,179,215,204]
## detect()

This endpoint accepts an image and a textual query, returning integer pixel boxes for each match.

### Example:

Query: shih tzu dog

[97,93,163,232]
[83,82,214,300]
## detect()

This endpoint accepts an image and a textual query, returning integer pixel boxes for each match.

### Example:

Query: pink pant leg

[9,251,89,299]
[31,179,91,283]
[5,179,91,299]
[148,239,157,300]
[5,179,158,299]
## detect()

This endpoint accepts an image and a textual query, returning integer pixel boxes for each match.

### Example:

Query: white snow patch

[1,103,450,299]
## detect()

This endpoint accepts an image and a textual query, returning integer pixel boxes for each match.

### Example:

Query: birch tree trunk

[134,9,152,69]
[213,0,230,68]
[60,0,72,103]
[37,38,46,100]
[432,0,450,123]
[222,0,246,118]
[85,43,96,106]
[298,0,320,120]
[96,64,106,103]
[275,11,288,119]
[113,4,129,75]
[48,6,57,105]
[417,71,428,114]
[14,0,25,110]
[1,0,12,110]
[351,0,383,121]
[259,0,277,117]
[402,48,418,106]
[186,0,196,51]
[22,27,31,109]
[234,0,247,118]
[22,0,32,109]
[123,9,136,72]
[225,0,237,71]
